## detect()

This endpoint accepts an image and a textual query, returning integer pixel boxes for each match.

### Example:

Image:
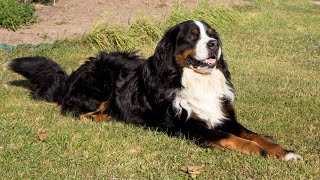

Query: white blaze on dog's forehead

[194,21,215,61]
[194,21,211,41]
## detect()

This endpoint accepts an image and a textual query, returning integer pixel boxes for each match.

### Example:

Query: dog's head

[154,20,223,74]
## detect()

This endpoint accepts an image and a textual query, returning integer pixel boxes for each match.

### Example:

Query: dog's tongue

[205,58,216,65]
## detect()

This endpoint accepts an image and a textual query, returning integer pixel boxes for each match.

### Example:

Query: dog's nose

[207,40,218,50]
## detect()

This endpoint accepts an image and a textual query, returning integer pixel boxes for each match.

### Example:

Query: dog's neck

[173,68,235,129]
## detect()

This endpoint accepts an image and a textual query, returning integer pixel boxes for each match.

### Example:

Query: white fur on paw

[284,152,303,161]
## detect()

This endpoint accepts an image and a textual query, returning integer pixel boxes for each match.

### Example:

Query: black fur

[8,21,287,159]
[7,20,232,132]
[7,56,68,102]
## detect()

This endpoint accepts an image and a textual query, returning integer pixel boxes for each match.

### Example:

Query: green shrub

[32,0,55,3]
[0,0,36,31]
[18,0,58,5]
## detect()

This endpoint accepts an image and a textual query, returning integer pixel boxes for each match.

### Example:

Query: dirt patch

[313,0,320,5]
[0,0,242,45]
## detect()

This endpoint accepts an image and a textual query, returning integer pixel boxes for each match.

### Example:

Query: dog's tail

[5,56,68,102]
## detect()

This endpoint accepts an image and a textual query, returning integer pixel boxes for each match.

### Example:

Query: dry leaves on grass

[180,165,203,178]
[140,165,148,172]
[38,130,48,141]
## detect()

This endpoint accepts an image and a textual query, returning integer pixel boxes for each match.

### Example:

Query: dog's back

[6,51,145,116]
[61,51,145,116]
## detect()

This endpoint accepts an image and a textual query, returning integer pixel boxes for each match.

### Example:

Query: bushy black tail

[6,56,68,102]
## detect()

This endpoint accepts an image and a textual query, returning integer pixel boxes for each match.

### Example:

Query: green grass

[0,0,319,178]
[0,0,36,31]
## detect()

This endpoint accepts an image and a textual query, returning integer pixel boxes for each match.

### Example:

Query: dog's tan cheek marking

[175,49,196,68]
[80,102,111,122]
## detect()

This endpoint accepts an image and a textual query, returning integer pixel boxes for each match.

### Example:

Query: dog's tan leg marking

[238,128,303,160]
[205,132,266,156]
[80,102,111,122]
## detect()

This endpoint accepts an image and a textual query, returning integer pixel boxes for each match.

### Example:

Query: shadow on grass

[8,80,33,90]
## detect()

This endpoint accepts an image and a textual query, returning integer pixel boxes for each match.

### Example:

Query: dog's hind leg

[80,102,111,122]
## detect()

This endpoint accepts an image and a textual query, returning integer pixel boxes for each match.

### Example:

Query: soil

[0,0,242,45]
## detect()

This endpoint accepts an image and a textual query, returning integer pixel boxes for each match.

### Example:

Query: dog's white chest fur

[174,68,234,129]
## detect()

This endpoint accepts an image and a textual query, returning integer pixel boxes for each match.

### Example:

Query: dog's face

[156,21,222,73]
[154,20,223,74]
[175,21,221,73]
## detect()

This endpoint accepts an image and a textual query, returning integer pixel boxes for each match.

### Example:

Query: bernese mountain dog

[6,20,302,161]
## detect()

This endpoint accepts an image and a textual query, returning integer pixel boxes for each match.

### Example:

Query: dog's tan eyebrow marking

[191,28,199,35]
[175,49,196,67]
[207,28,214,36]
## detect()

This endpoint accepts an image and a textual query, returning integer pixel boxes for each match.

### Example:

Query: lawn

[0,0,319,179]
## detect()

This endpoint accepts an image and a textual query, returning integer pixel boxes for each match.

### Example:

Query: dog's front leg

[234,124,303,161]
[217,121,303,161]
[189,128,267,157]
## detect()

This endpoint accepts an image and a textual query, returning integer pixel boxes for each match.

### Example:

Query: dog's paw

[284,152,303,161]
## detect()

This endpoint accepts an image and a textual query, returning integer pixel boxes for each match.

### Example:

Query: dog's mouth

[187,56,217,69]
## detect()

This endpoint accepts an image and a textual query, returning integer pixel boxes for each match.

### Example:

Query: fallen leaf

[140,165,148,172]
[128,146,142,154]
[180,166,203,178]
[38,130,48,141]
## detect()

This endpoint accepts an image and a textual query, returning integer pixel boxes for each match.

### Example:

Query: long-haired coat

[6,20,302,160]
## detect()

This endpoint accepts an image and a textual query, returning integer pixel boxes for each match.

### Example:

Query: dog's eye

[190,34,198,40]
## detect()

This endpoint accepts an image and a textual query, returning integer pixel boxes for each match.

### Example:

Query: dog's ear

[153,25,181,65]
[142,25,183,104]
[212,30,231,81]
[217,53,231,81]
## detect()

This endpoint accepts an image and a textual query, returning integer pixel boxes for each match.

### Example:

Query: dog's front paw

[284,152,303,161]
[267,148,303,161]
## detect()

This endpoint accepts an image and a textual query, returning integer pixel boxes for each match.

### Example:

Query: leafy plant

[18,0,58,5]
[0,0,36,31]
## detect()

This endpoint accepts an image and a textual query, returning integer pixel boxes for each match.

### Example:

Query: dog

[6,20,302,161]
